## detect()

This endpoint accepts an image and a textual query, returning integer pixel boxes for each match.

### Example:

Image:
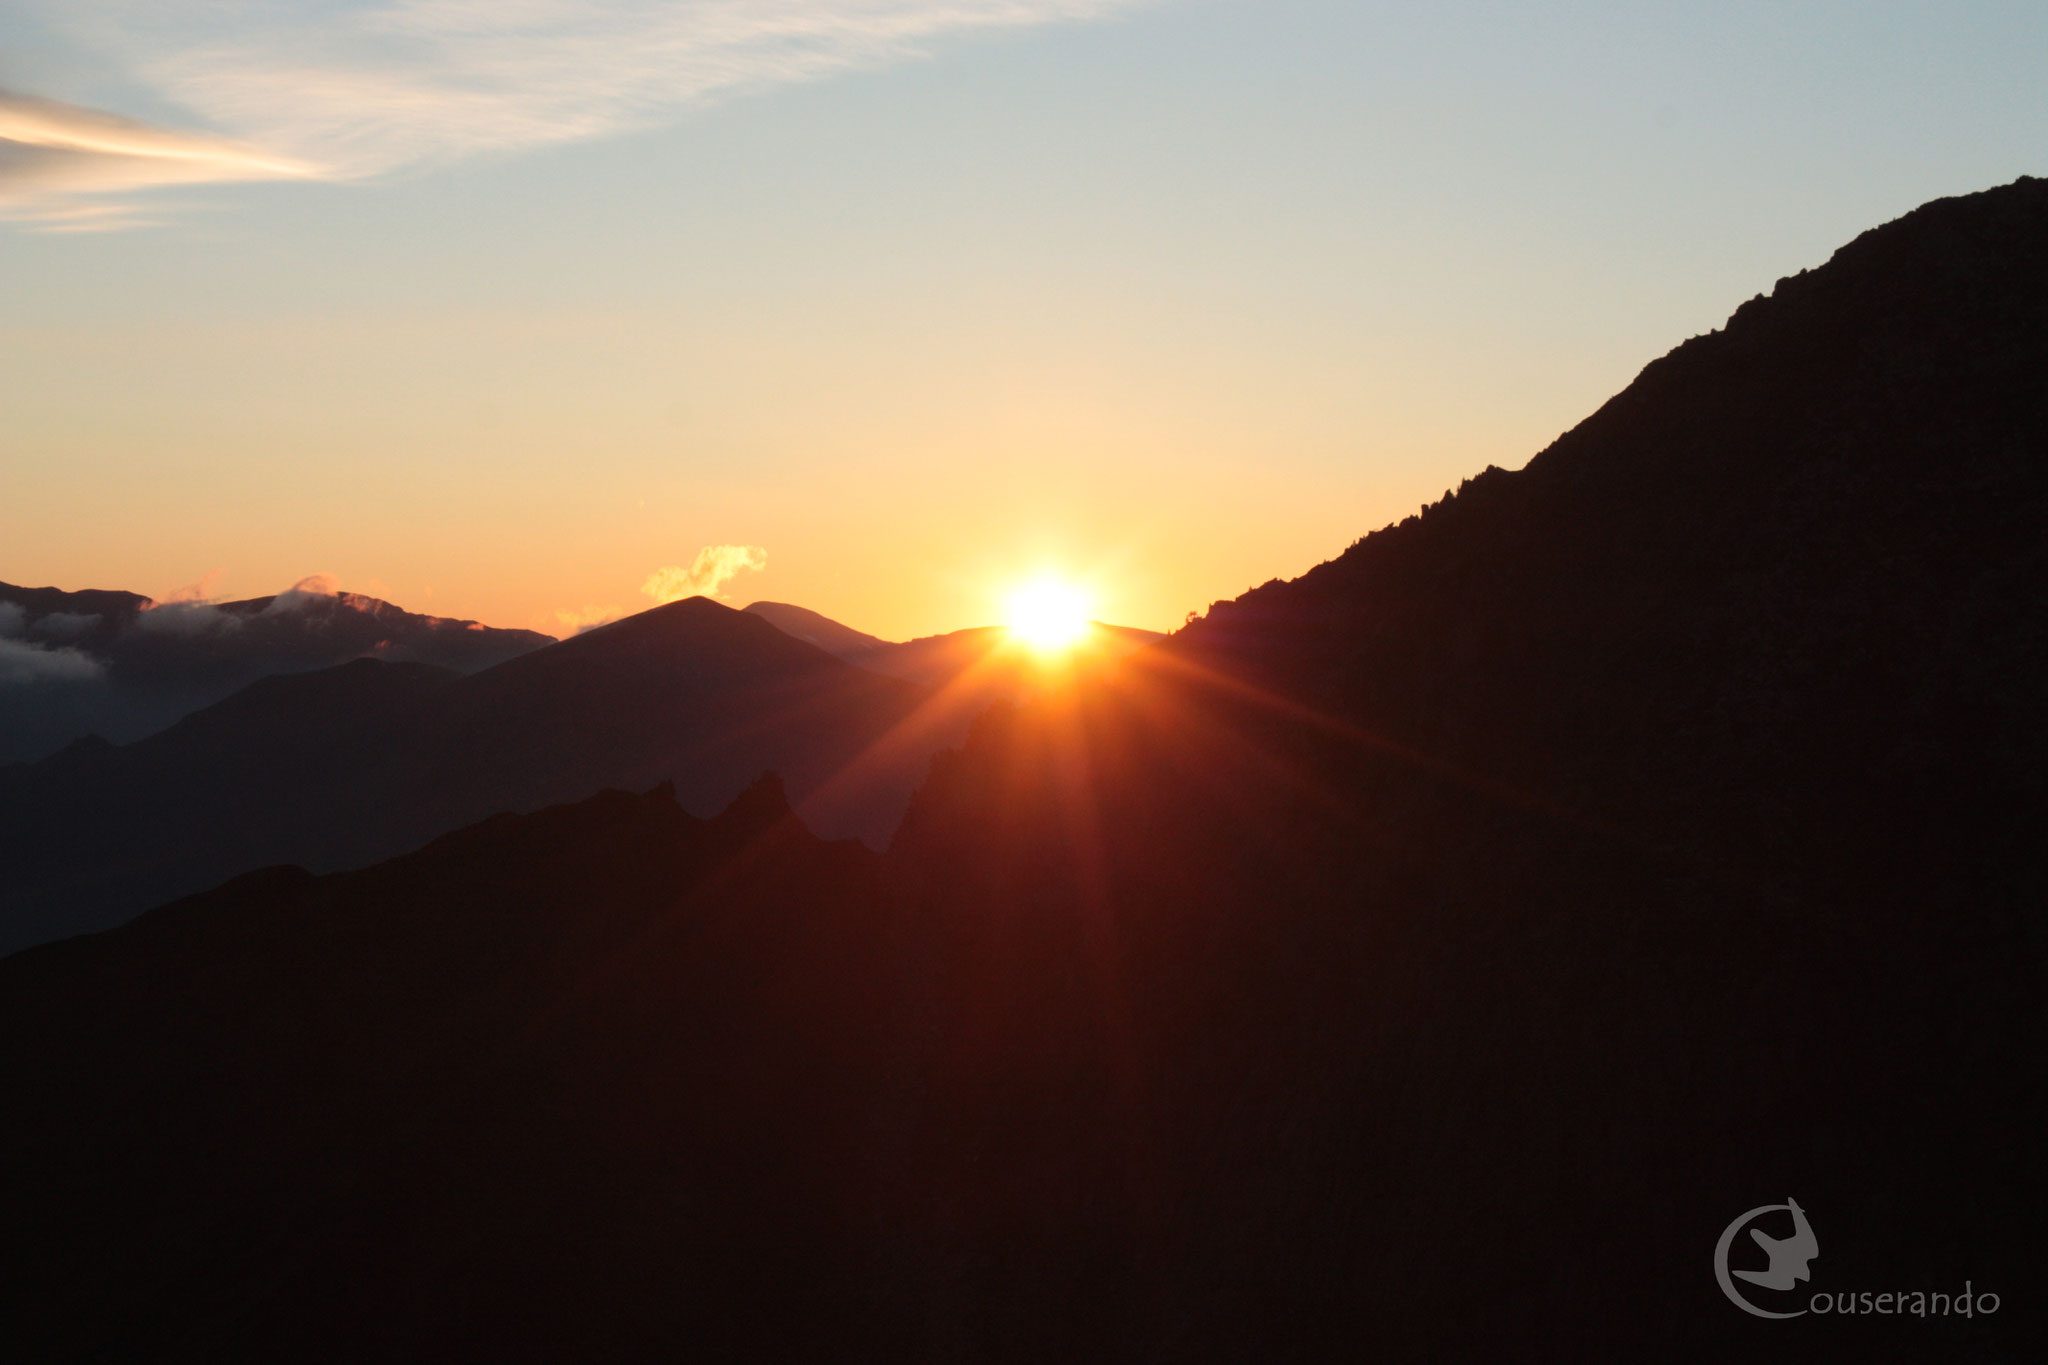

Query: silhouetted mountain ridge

[1176,175,2047,877]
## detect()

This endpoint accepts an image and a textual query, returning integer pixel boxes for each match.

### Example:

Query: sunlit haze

[4,2,2045,639]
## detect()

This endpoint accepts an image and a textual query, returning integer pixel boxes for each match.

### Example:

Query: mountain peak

[540,594,836,667]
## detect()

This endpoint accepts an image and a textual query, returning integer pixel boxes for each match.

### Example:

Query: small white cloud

[642,545,767,605]
[0,602,24,637]
[0,635,106,685]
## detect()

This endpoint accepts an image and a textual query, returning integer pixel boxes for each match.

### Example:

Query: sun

[1004,578,1093,654]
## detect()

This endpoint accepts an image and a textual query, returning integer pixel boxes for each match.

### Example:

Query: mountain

[742,599,892,657]
[4,179,2044,1359]
[0,596,930,952]
[0,579,552,764]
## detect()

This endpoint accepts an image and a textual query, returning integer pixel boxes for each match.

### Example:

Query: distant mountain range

[0,580,1161,776]
[0,591,1164,952]
[3,178,2043,1358]
[0,597,934,951]
[0,579,553,764]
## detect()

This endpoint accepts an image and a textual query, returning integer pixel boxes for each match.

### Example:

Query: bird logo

[1714,1199,1819,1318]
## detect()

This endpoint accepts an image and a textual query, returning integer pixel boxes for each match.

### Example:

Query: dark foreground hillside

[4,179,2045,1360]
[3,782,906,1361]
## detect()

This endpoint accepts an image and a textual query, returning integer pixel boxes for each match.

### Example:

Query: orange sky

[5,2,2043,640]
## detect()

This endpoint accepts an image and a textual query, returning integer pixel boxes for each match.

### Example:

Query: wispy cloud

[0,89,316,229]
[553,604,626,636]
[7,0,1156,227]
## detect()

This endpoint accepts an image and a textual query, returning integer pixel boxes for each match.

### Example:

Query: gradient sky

[3,1,2045,639]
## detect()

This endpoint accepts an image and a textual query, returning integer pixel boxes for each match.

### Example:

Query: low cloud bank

[0,635,106,685]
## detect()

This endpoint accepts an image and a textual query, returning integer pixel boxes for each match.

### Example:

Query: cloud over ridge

[643,545,769,605]
[0,635,107,685]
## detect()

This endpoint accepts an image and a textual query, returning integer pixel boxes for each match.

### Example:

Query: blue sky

[3,1,2044,636]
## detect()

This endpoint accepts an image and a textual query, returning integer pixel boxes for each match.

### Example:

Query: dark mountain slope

[1175,174,2048,887]
[0,598,930,951]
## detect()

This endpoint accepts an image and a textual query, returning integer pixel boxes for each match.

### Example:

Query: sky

[3,1,2045,639]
